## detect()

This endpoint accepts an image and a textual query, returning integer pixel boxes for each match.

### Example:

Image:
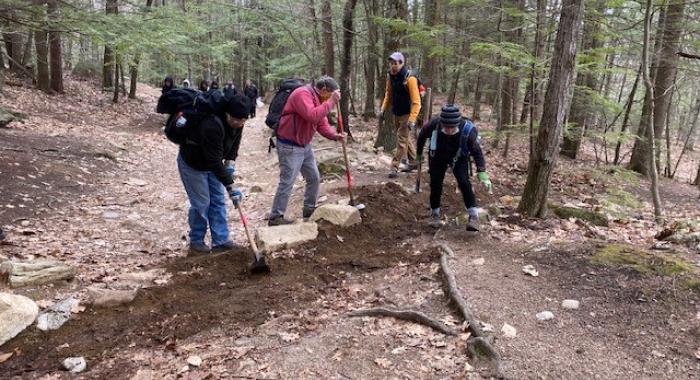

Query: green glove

[477,171,493,194]
[416,154,422,163]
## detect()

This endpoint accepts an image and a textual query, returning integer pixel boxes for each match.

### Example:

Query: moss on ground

[318,161,345,176]
[550,204,609,227]
[592,244,694,276]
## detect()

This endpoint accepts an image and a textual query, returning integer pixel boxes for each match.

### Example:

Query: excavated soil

[1,183,437,378]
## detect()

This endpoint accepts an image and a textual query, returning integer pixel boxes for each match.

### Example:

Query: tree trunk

[34,0,51,93]
[613,65,642,165]
[0,45,5,94]
[362,0,378,119]
[640,0,663,221]
[129,54,139,99]
[103,0,118,89]
[321,0,335,77]
[422,0,441,89]
[113,60,119,103]
[472,71,481,120]
[21,33,33,67]
[3,13,24,74]
[629,0,685,176]
[339,0,358,137]
[672,95,700,178]
[374,0,407,151]
[48,0,64,93]
[517,0,583,217]
[561,0,605,159]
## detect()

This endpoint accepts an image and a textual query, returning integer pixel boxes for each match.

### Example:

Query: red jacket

[276,85,340,146]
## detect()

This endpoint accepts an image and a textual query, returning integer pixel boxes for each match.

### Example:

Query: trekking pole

[336,103,365,211]
[415,88,432,193]
[234,202,270,274]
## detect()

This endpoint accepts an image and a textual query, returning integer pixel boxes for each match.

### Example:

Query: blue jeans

[177,154,230,246]
[269,140,320,219]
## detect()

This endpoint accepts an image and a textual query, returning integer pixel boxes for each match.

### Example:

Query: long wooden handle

[336,104,355,204]
[236,204,259,254]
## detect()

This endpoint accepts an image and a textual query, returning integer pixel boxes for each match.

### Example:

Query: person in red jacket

[268,76,345,226]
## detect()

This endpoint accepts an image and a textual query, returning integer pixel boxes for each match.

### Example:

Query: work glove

[477,171,493,194]
[226,186,243,206]
[416,154,422,163]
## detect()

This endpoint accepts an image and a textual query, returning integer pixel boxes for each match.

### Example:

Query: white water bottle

[175,112,187,128]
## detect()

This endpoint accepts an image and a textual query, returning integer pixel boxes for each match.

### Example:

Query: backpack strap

[452,119,474,164]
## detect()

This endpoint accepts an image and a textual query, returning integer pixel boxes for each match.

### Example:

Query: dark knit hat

[225,94,250,119]
[440,104,462,126]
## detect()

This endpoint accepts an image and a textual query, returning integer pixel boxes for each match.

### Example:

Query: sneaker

[189,242,211,253]
[388,170,398,179]
[466,216,479,232]
[428,214,445,228]
[302,207,316,219]
[211,241,241,253]
[268,215,295,226]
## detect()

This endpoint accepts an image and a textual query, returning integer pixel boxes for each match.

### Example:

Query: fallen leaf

[522,264,539,277]
[0,352,13,363]
[336,235,344,242]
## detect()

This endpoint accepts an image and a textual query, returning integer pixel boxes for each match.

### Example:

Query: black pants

[249,103,256,118]
[429,155,476,210]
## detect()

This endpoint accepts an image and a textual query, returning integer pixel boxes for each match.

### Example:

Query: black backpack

[265,78,305,132]
[157,88,226,144]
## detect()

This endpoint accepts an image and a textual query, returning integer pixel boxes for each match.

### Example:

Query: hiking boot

[189,242,211,253]
[428,214,445,228]
[268,215,295,226]
[211,241,241,253]
[466,215,479,232]
[388,170,398,179]
[302,207,316,219]
[401,163,418,173]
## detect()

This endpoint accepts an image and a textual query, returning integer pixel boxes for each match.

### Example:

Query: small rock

[187,355,202,367]
[37,297,79,331]
[652,242,672,250]
[249,185,264,193]
[651,350,666,358]
[463,362,475,372]
[102,211,120,220]
[470,257,485,266]
[62,357,86,373]
[536,311,554,321]
[88,287,137,307]
[501,323,517,338]
[562,299,580,310]
[522,264,539,277]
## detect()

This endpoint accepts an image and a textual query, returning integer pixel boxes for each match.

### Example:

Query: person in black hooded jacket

[162,76,175,94]
[243,80,258,118]
[177,94,251,253]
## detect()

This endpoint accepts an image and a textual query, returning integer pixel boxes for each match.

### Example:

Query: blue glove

[226,186,243,206]
[224,160,236,176]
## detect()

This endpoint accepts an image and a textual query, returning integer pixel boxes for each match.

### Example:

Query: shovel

[336,104,365,210]
[234,202,270,274]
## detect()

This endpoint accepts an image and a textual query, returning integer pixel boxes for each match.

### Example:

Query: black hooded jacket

[179,115,242,186]
[417,117,486,172]
[244,84,258,100]
[162,76,175,94]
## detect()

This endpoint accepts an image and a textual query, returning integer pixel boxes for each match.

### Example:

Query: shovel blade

[250,256,271,274]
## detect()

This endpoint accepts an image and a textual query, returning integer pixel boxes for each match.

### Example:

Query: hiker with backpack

[198,80,209,92]
[244,80,258,118]
[416,104,493,232]
[267,76,345,226]
[175,94,251,253]
[162,76,175,94]
[379,52,422,179]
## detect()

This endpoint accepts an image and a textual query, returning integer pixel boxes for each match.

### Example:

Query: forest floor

[1,78,699,379]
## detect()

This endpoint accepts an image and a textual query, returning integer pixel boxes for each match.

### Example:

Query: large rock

[309,204,361,227]
[0,292,39,346]
[88,287,137,307]
[115,268,170,289]
[0,260,75,288]
[255,222,318,252]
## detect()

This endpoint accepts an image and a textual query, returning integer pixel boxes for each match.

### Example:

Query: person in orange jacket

[379,51,422,179]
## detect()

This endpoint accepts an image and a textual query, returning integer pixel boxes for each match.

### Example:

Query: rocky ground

[0,78,699,379]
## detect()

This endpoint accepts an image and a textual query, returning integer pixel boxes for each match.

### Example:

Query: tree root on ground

[438,242,506,379]
[347,307,458,336]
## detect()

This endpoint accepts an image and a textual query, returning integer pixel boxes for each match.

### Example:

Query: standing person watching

[379,52,422,179]
[267,76,345,226]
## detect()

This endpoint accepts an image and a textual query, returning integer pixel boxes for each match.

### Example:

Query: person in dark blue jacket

[416,104,493,231]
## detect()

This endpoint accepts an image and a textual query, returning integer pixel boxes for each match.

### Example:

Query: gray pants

[269,140,320,219]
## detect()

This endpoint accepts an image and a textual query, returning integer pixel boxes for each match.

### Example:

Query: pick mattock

[415,87,432,193]
[234,202,270,274]
[336,103,365,210]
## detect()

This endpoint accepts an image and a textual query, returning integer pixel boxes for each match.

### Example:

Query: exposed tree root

[438,243,506,379]
[347,307,458,336]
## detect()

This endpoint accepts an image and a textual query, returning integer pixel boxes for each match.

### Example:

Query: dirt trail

[1,81,699,379]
